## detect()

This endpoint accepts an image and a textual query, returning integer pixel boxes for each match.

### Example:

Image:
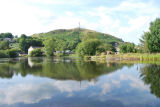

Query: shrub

[119,43,137,53]
[76,39,101,57]
[7,49,18,58]
[30,49,43,57]
[84,56,91,60]
[0,50,8,58]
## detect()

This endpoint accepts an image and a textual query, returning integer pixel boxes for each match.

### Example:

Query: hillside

[31,28,123,44]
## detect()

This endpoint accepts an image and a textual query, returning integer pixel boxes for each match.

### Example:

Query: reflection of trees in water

[0,64,14,78]
[0,57,132,81]
[141,64,160,98]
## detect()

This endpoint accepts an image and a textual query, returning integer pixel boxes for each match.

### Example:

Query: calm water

[0,57,160,107]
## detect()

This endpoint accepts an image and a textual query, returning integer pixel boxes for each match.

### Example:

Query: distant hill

[31,28,123,44]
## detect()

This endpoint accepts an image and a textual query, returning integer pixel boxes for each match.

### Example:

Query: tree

[44,37,55,56]
[0,33,13,38]
[53,35,80,51]
[142,18,160,53]
[76,39,101,57]
[54,38,67,51]
[119,43,136,53]
[97,43,115,53]
[82,32,98,41]
[139,32,147,52]
[7,49,18,58]
[0,41,9,50]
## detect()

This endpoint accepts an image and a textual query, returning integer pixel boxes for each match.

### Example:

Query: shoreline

[90,53,160,62]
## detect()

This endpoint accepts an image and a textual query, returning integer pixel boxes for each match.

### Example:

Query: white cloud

[0,0,160,43]
[0,0,54,35]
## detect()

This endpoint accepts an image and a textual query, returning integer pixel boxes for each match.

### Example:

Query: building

[114,43,120,54]
[3,38,13,42]
[54,50,73,56]
[28,46,42,55]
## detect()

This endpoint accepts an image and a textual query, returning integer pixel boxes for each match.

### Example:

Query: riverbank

[91,53,160,61]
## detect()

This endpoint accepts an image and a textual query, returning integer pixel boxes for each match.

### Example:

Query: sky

[0,0,160,44]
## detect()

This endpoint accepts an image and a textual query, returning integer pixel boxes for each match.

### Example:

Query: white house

[28,46,42,55]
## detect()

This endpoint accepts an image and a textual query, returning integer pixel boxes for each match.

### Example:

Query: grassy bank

[91,53,160,61]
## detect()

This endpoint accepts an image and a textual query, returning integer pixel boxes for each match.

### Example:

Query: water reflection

[141,64,160,98]
[0,57,126,80]
[0,58,160,107]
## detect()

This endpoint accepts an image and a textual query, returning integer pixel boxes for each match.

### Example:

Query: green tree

[0,41,9,50]
[119,43,136,53]
[76,39,101,57]
[142,18,160,53]
[44,37,55,56]
[7,49,18,58]
[139,32,147,52]
[0,33,13,38]
[82,32,98,41]
[97,43,115,53]
[54,38,67,51]
[0,50,8,58]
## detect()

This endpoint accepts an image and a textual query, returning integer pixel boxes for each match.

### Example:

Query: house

[114,43,120,54]
[3,38,13,42]
[115,47,120,54]
[28,46,42,55]
[107,51,112,55]
[65,50,71,54]
[54,50,73,55]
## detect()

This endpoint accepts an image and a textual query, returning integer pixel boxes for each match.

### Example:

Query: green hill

[31,28,123,44]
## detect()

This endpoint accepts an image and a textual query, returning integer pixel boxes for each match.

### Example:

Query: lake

[0,57,160,107]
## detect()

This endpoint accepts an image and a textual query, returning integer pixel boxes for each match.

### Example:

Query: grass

[91,53,160,62]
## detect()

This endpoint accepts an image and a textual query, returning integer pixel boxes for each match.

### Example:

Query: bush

[119,43,137,53]
[0,49,18,58]
[30,49,43,57]
[7,49,18,58]
[84,56,91,60]
[0,41,9,50]
[0,50,8,58]
[57,53,63,57]
[76,39,101,57]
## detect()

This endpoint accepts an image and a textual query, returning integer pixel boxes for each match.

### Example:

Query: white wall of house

[28,46,42,55]
[28,46,34,55]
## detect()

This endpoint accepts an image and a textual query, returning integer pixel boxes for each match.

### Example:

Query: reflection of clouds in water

[99,73,148,96]
[0,64,153,106]
[53,80,87,93]
[0,83,54,104]
[101,83,111,95]
[111,80,120,88]
[100,78,121,95]
[120,74,148,91]
[0,79,94,105]
[99,68,148,96]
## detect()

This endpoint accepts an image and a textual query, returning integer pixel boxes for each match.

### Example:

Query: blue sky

[0,0,160,44]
